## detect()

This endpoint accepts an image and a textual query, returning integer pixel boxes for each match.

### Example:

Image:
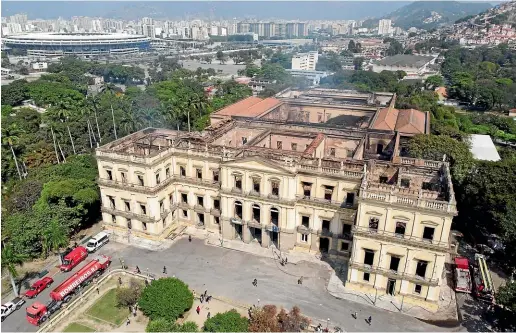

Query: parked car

[24,277,54,298]
[1,297,25,322]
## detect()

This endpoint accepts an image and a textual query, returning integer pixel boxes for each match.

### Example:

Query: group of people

[196,290,211,319]
[352,312,372,325]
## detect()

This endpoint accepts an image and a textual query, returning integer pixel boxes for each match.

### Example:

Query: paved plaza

[2,234,465,332]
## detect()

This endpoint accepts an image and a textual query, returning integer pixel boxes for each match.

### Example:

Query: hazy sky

[2,1,414,20]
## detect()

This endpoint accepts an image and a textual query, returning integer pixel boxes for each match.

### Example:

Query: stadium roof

[4,33,147,41]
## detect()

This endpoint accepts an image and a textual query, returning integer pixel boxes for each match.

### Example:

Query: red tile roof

[372,107,428,134]
[214,96,282,118]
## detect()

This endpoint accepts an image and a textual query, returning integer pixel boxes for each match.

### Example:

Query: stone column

[261,228,270,248]
[310,233,319,251]
[243,223,251,243]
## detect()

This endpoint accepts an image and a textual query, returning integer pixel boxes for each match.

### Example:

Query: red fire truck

[26,255,111,326]
[471,254,495,303]
[60,246,88,272]
[453,257,472,293]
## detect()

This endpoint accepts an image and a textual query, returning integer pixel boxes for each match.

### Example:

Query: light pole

[326,318,330,330]
[257,299,260,307]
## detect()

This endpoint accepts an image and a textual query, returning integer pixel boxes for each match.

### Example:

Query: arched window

[234,201,243,219]
[270,207,279,227]
[252,204,261,223]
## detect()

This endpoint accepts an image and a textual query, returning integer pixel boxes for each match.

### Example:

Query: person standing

[126,317,131,326]
[196,305,201,315]
[189,235,192,242]
[207,312,211,319]
[163,266,167,274]
[368,316,372,325]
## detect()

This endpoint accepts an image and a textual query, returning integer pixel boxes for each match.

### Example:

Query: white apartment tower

[291,51,319,71]
[378,19,392,35]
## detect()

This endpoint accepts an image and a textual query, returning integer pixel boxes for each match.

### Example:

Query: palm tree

[55,108,76,155]
[100,83,119,140]
[120,112,137,135]
[86,95,102,143]
[1,123,25,180]
[1,243,28,297]
[42,220,69,265]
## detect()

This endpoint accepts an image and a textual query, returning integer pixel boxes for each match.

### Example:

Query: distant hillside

[384,1,492,29]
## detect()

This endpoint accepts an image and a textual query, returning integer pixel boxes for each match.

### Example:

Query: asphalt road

[2,238,452,332]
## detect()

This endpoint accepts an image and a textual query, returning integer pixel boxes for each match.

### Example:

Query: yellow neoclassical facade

[95,88,456,311]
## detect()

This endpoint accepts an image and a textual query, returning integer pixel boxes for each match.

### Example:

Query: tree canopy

[203,309,249,332]
[138,278,194,321]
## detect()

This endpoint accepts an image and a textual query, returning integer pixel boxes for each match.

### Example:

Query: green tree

[407,134,474,183]
[496,281,516,312]
[1,243,28,297]
[203,309,249,332]
[216,50,227,65]
[42,219,68,262]
[425,75,444,89]
[1,79,28,106]
[138,278,194,321]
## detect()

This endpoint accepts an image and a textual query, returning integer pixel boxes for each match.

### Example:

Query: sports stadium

[3,33,151,57]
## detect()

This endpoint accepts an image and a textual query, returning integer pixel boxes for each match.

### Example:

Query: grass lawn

[85,288,129,326]
[63,322,96,332]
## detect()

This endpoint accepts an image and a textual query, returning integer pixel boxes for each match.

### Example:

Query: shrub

[116,279,143,306]
[203,309,249,332]
[138,277,193,321]
[146,319,199,332]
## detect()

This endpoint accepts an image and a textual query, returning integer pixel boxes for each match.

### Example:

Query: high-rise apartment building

[378,19,392,35]
[291,51,319,70]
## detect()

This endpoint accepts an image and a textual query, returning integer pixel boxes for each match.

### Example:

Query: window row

[362,249,431,279]
[104,167,220,186]
[368,218,436,242]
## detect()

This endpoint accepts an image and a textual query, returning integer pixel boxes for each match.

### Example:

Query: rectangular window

[196,168,202,179]
[197,196,204,207]
[124,200,131,212]
[302,216,309,228]
[416,260,428,278]
[303,182,312,197]
[322,219,330,231]
[106,169,112,180]
[155,173,161,184]
[213,170,219,182]
[165,167,170,178]
[423,226,435,241]
[330,148,336,157]
[301,234,308,242]
[111,215,116,223]
[340,242,349,251]
[389,256,400,272]
[324,186,333,201]
[159,200,164,213]
[169,193,174,205]
[213,199,220,210]
[127,219,132,229]
[214,216,220,224]
[317,113,323,122]
[271,181,279,196]
[235,176,242,189]
[369,217,379,231]
[277,141,282,149]
[379,176,388,184]
[181,193,188,203]
[400,178,410,188]
[142,222,147,231]
[137,175,145,186]
[422,182,435,191]
[180,166,186,177]
[342,223,352,234]
[414,284,422,294]
[182,209,188,218]
[120,172,127,183]
[345,192,355,205]
[395,222,406,237]
[108,196,115,209]
[363,272,370,281]
[242,137,248,144]
[253,179,260,193]
[291,143,297,151]
[364,250,375,266]
[140,204,147,215]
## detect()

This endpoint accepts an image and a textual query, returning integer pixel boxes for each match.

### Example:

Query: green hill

[383,1,492,29]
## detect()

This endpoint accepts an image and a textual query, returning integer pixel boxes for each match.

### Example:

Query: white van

[86,232,110,253]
